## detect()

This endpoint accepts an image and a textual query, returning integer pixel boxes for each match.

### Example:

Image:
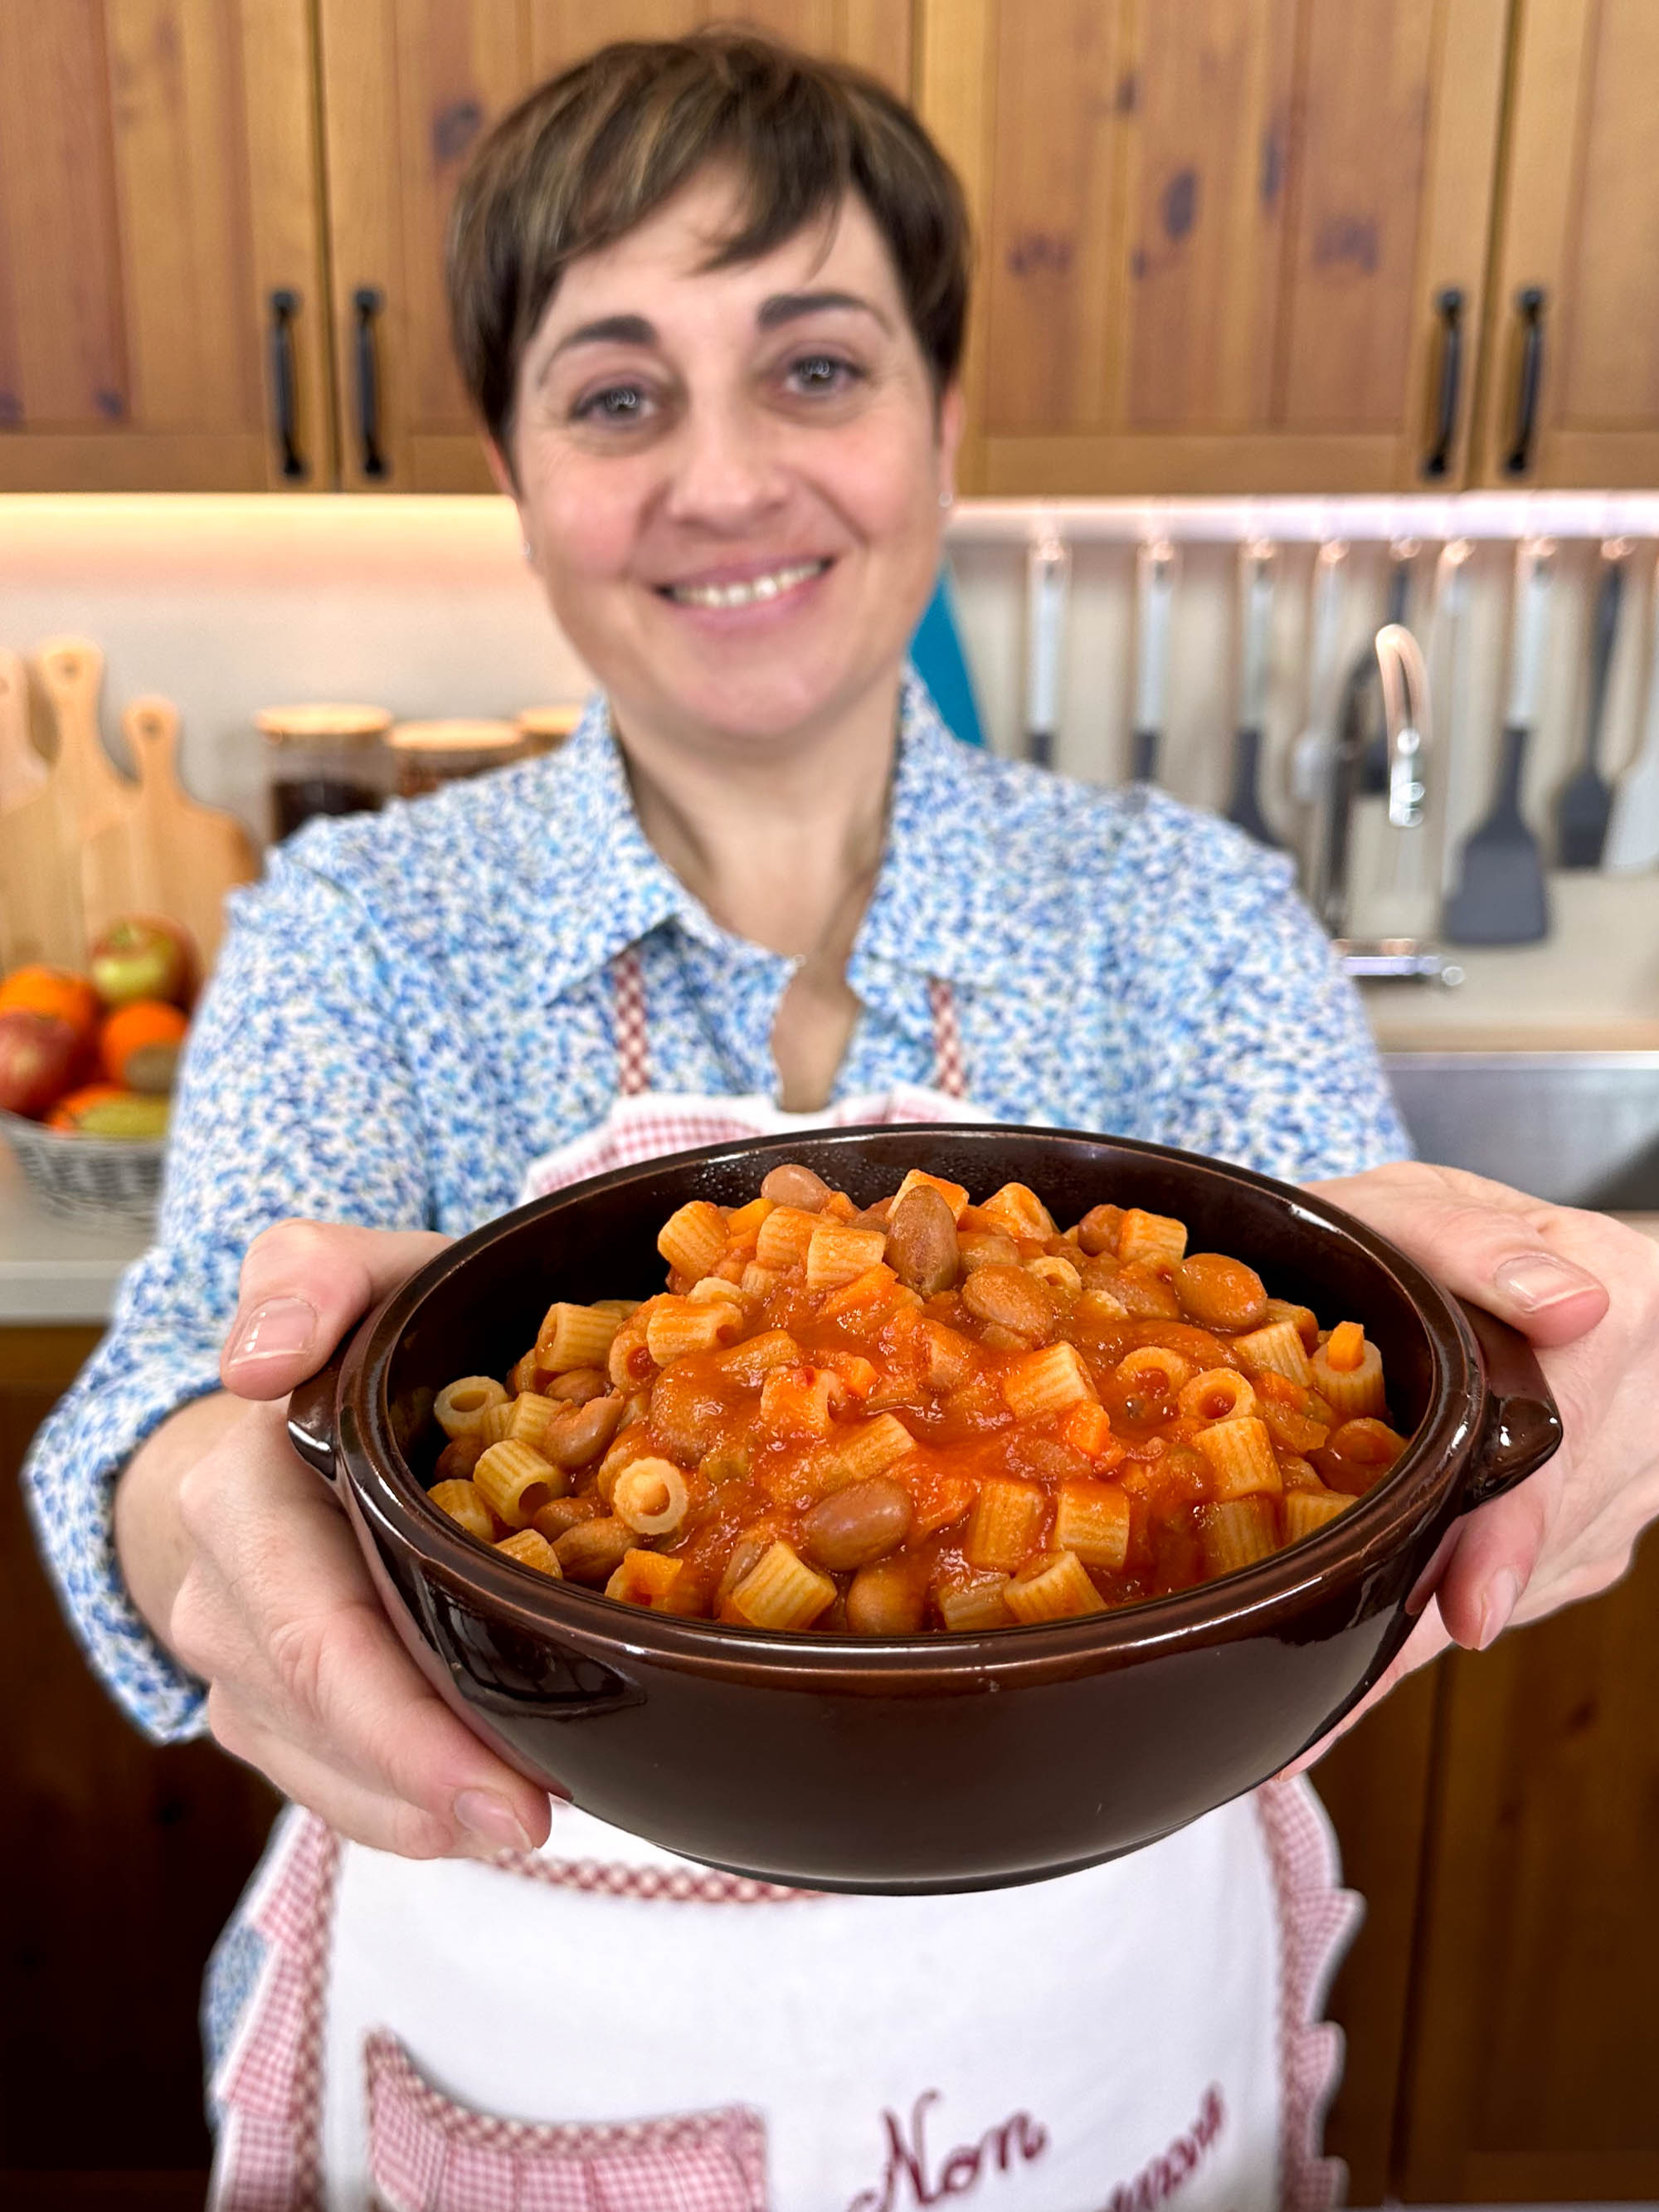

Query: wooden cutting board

[0,640,260,974]
[0,645,89,968]
[0,650,48,811]
[100,697,260,963]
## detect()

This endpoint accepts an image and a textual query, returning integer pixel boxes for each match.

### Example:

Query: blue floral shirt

[23,675,1408,1741]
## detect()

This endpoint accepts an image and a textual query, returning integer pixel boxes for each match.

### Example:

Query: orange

[46,1083,170,1139]
[0,965,99,1047]
[99,998,188,1094]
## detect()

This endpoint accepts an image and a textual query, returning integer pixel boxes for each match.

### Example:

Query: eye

[573,382,652,425]
[785,353,861,397]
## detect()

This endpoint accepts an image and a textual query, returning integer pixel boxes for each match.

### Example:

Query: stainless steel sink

[1383,1052,1659,1210]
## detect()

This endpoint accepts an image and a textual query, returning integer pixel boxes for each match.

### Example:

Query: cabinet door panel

[0,0,129,432]
[980,0,1122,434]
[1398,1532,1659,2199]
[925,0,1509,495]
[0,0,331,490]
[106,0,260,434]
[1475,0,1659,486]
[1119,0,1295,434]
[1279,0,1437,432]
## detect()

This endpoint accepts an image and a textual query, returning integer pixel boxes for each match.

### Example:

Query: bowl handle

[1454,1297,1565,1512]
[285,1343,349,1489]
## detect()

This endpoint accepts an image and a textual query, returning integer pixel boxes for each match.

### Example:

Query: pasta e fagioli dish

[426,1162,1410,1634]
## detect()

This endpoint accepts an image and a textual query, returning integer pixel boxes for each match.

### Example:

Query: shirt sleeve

[1122,806,1412,1182]
[21,844,435,1742]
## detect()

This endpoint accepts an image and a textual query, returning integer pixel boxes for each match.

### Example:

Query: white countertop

[0,1144,148,1325]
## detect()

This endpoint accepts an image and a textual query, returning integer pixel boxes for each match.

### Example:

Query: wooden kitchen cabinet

[0,0,333,493]
[314,0,913,494]
[1395,1529,1659,2201]
[1471,0,1659,489]
[918,0,1512,496]
[0,1327,278,2195]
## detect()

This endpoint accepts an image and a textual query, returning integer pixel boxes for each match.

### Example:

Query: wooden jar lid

[255,703,392,744]
[387,718,521,757]
[514,703,583,743]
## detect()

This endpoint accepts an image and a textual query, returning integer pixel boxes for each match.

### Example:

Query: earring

[521,538,535,563]
[939,490,955,511]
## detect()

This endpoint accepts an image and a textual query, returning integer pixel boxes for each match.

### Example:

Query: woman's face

[505,169,962,752]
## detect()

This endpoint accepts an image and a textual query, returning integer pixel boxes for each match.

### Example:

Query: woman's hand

[126,1220,553,1861]
[1288,1161,1659,1754]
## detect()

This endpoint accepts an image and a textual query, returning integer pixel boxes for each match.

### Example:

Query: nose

[660,394,791,533]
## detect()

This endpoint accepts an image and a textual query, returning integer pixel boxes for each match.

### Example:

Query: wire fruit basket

[0,1107,163,1229]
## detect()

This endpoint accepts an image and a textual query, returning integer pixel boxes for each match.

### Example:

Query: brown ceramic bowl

[288,1126,1560,1893]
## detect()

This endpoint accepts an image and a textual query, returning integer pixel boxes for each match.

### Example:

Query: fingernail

[453,1789,533,1854]
[1493,1252,1601,1313]
[225,1296,318,1367]
[1477,1567,1520,1650]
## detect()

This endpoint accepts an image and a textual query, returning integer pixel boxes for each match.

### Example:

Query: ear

[937,382,966,504]
[483,436,520,503]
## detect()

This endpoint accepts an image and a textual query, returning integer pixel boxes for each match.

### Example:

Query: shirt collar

[513,670,985,1001]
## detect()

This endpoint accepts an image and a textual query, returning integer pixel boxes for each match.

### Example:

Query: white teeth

[667,561,825,609]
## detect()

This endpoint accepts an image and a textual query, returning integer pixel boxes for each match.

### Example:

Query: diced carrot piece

[1325,1320,1366,1372]
[817,1263,902,1319]
[1061,1399,1117,1461]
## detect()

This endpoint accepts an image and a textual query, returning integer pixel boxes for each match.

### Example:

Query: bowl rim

[341,1123,1485,1682]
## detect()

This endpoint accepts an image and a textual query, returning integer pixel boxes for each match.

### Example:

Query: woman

[23,32,1656,2211]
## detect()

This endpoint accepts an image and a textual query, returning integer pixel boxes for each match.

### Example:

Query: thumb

[1307,1162,1609,1348]
[221,1217,453,1400]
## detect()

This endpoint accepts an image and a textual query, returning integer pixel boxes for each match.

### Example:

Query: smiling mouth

[660,559,830,610]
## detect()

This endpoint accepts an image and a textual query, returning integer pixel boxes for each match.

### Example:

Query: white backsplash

[2,490,1657,994]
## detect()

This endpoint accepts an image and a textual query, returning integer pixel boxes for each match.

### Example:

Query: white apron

[207,954,1360,2212]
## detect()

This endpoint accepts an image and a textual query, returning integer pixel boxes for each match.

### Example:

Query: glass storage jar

[255,704,392,840]
[385,719,531,798]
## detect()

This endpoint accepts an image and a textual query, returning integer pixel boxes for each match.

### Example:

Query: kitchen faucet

[1316,624,1462,985]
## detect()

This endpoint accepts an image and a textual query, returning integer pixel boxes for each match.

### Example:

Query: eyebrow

[756,289,892,333]
[542,289,891,371]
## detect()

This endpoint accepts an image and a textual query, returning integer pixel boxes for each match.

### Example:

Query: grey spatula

[1127,536,1176,782]
[1444,539,1554,945]
[1225,541,1280,846]
[1555,540,1624,867]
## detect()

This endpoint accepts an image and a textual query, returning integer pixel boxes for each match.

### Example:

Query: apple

[0,1010,80,1118]
[89,915,197,1011]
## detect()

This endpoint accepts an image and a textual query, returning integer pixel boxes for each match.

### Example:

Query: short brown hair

[446,28,971,455]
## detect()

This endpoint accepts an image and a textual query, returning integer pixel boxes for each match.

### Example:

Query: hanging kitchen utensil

[1024,527,1069,770]
[108,697,260,964]
[1127,538,1176,784]
[1434,539,1476,899]
[1289,540,1348,814]
[0,650,48,811]
[1555,540,1625,868]
[1604,551,1659,875]
[1225,540,1279,846]
[1443,538,1554,943]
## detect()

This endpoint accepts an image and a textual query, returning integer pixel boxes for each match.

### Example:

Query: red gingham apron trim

[212,1810,342,2212]
[1254,1777,1362,2212]
[611,943,965,1099]
[365,2028,768,2210]
[613,944,653,1098]
[927,976,967,1099]
[487,1843,826,1904]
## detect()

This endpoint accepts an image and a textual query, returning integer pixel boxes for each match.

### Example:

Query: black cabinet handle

[267,288,305,481]
[1504,285,1547,477]
[1421,285,1463,479]
[353,285,389,480]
